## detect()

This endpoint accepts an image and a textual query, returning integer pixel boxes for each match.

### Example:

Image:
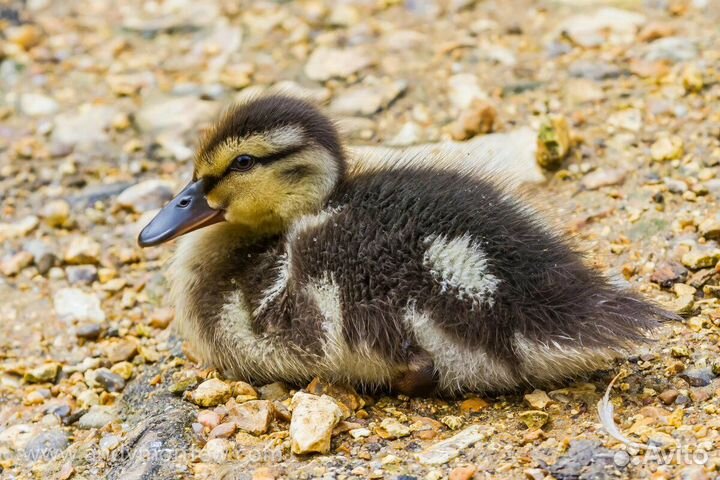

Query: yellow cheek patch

[205,170,285,231]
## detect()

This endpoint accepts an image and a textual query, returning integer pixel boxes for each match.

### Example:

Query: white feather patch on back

[403,303,516,392]
[423,233,501,308]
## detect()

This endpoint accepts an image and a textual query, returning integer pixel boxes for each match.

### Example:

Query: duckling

[139,94,675,395]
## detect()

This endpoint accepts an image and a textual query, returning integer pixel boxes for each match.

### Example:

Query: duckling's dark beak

[138,179,225,247]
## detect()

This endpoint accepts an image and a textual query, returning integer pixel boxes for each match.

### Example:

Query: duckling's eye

[230,154,255,173]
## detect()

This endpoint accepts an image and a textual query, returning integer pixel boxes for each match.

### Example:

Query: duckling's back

[278,166,672,393]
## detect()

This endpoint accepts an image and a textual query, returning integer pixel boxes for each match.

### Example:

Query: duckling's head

[138,95,345,247]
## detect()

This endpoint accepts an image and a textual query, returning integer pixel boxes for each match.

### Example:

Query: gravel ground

[1,0,720,479]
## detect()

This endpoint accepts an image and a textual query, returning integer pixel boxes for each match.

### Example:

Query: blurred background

[1,0,720,478]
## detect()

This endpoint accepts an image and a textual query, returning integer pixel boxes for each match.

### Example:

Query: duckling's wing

[296,167,674,391]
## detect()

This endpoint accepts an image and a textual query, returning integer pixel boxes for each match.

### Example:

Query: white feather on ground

[597,372,659,451]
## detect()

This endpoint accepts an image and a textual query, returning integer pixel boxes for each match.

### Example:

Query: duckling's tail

[589,287,679,342]
[514,286,678,386]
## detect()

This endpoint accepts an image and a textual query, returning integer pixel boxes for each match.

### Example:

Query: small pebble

[519,410,549,429]
[651,135,684,161]
[449,465,477,480]
[450,100,497,140]
[460,397,489,413]
[24,363,61,384]
[93,368,126,393]
[671,346,691,358]
[54,288,106,323]
[40,200,71,228]
[78,406,117,429]
[197,410,221,430]
[289,392,344,454]
[524,390,552,410]
[149,307,174,329]
[64,236,101,265]
[536,116,571,170]
[1,251,34,276]
[376,417,411,439]
[258,382,290,401]
[202,438,233,463]
[110,361,134,380]
[99,434,121,451]
[76,323,102,340]
[680,369,715,387]
[227,400,274,435]
[209,421,237,439]
[186,379,233,407]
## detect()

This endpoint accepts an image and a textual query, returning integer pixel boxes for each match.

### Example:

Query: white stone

[136,96,217,133]
[78,406,117,429]
[644,37,698,63]
[380,30,427,51]
[304,46,373,82]
[378,418,411,439]
[350,127,544,186]
[330,79,407,116]
[479,43,517,66]
[64,236,101,265]
[387,122,422,147]
[349,427,371,439]
[0,216,39,240]
[52,105,117,146]
[269,81,331,103]
[289,392,344,454]
[607,109,642,132]
[416,425,495,465]
[19,93,59,116]
[558,8,646,48]
[448,74,488,110]
[121,0,220,32]
[156,134,194,161]
[40,200,71,228]
[581,168,627,190]
[201,438,233,463]
[99,434,121,451]
[117,180,175,213]
[0,424,38,450]
[76,389,100,408]
[53,288,106,323]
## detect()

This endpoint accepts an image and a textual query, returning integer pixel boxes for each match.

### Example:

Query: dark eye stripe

[202,144,308,193]
[220,144,306,176]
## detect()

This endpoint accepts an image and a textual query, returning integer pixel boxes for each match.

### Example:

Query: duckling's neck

[169,210,324,322]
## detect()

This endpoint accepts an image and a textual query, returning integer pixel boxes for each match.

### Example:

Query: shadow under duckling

[139,95,677,396]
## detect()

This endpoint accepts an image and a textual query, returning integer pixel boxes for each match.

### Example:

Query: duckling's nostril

[178,197,191,208]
